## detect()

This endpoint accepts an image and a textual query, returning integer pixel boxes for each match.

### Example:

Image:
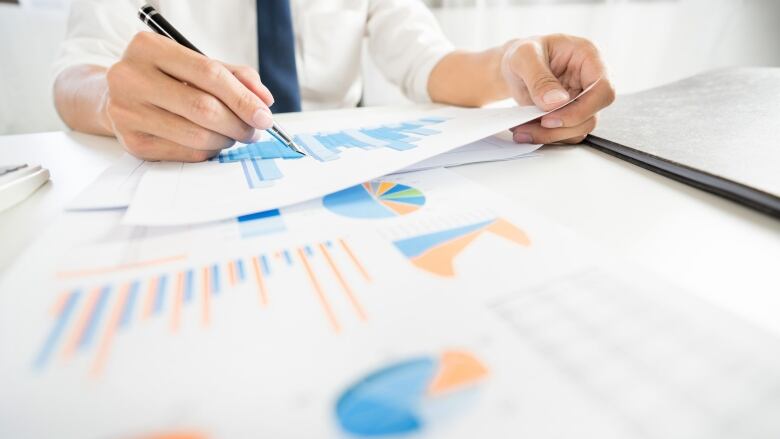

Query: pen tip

[291,142,306,156]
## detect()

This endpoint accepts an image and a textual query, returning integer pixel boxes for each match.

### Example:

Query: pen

[137,4,306,156]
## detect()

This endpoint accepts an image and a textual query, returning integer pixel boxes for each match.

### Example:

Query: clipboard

[587,68,780,219]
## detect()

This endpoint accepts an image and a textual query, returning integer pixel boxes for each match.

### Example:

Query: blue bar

[315,134,338,150]
[79,286,112,350]
[254,140,304,159]
[404,127,440,136]
[361,127,408,141]
[343,130,385,149]
[283,250,293,266]
[419,117,448,124]
[252,158,283,181]
[119,281,140,329]
[219,140,303,162]
[236,259,246,281]
[359,128,419,151]
[154,275,167,315]
[296,134,339,162]
[305,245,314,256]
[334,132,370,148]
[33,290,81,369]
[384,141,417,151]
[260,254,271,275]
[326,240,333,248]
[240,159,263,189]
[211,264,220,294]
[184,270,194,303]
[238,209,281,223]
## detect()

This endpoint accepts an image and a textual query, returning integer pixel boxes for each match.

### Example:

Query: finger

[171,58,273,129]
[539,78,615,129]
[144,71,261,143]
[121,131,219,163]
[560,134,588,145]
[507,39,570,111]
[512,116,597,145]
[226,64,274,107]
[125,33,273,129]
[577,40,610,93]
[116,102,235,151]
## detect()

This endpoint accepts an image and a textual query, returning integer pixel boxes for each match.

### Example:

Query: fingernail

[252,108,273,129]
[261,85,275,105]
[542,118,563,129]
[514,133,533,144]
[543,89,569,105]
[250,129,263,142]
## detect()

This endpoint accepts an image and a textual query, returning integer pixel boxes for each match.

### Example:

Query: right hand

[102,31,275,162]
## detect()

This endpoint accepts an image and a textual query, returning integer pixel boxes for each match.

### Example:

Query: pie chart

[323,181,426,219]
[335,350,488,436]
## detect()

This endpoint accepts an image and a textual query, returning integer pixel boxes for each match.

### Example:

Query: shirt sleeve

[366,0,454,103]
[51,0,143,82]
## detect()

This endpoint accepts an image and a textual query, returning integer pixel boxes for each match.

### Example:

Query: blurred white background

[1,0,779,135]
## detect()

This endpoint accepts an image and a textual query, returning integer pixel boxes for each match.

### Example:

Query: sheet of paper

[124,104,555,225]
[67,154,149,210]
[64,134,539,210]
[3,168,780,439]
[402,130,542,172]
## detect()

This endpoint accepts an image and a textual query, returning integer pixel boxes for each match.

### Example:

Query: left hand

[501,34,615,145]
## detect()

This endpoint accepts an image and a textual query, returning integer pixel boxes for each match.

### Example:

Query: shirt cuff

[51,53,117,90]
[409,43,454,104]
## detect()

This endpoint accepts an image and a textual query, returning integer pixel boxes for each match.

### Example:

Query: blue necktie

[256,0,301,113]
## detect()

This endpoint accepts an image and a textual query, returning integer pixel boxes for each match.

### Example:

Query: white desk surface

[1,131,779,334]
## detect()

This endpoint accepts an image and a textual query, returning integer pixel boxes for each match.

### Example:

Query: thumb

[507,40,570,111]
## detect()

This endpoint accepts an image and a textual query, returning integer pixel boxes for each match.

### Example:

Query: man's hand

[501,34,615,145]
[100,32,274,162]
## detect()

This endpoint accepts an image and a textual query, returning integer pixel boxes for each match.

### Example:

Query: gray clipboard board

[586,68,780,219]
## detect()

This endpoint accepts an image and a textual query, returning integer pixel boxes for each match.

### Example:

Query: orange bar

[251,256,269,307]
[91,283,131,377]
[319,243,367,322]
[56,255,187,279]
[297,248,340,333]
[201,267,210,327]
[139,433,208,439]
[339,239,371,282]
[143,276,159,319]
[51,290,71,317]
[61,286,103,359]
[171,272,184,333]
[228,261,237,287]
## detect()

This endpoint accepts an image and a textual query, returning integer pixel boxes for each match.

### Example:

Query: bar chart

[34,239,372,377]
[216,117,448,190]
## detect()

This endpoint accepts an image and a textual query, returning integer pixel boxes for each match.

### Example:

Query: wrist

[96,85,114,135]
[496,39,524,99]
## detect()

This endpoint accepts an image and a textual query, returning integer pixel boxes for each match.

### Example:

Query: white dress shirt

[53,0,455,111]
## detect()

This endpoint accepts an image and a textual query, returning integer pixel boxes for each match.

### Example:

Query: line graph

[215,117,448,190]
